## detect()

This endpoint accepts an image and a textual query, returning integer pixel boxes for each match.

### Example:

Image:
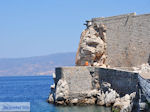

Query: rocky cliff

[76,23,107,67]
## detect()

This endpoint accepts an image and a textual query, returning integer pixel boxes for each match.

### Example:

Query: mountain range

[0,52,76,76]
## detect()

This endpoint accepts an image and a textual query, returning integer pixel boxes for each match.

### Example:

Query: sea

[0,76,111,112]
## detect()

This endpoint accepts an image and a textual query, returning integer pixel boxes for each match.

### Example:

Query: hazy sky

[0,0,150,58]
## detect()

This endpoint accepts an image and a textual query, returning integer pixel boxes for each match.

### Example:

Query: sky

[0,0,150,58]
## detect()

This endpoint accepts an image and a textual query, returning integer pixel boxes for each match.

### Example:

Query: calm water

[0,76,111,112]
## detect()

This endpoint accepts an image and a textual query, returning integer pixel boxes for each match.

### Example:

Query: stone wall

[55,67,139,98]
[96,68,139,96]
[91,13,150,67]
[50,67,139,111]
[55,67,94,98]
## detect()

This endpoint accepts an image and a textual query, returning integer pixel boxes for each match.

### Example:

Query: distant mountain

[0,52,76,76]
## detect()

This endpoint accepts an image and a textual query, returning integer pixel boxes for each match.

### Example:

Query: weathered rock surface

[48,94,54,103]
[55,79,69,101]
[98,82,119,107]
[48,79,69,104]
[113,92,136,112]
[105,89,119,107]
[48,80,136,112]
[75,24,107,67]
[47,73,56,103]
[97,91,105,105]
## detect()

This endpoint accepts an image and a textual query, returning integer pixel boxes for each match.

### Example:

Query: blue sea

[0,76,111,112]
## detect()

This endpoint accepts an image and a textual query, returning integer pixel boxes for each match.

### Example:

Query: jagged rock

[76,24,107,67]
[130,92,136,100]
[97,90,105,105]
[97,82,119,106]
[113,92,136,112]
[48,83,55,103]
[55,79,69,101]
[105,88,119,106]
[48,94,54,103]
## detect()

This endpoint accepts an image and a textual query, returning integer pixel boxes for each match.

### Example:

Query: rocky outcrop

[97,82,119,106]
[48,80,136,112]
[113,92,136,112]
[48,73,69,105]
[96,82,136,112]
[55,79,69,102]
[75,23,107,67]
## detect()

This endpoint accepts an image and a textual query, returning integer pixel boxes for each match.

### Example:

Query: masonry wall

[55,67,139,98]
[96,68,139,96]
[55,67,94,98]
[92,13,150,67]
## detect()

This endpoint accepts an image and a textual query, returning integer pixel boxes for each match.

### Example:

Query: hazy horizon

[0,51,76,59]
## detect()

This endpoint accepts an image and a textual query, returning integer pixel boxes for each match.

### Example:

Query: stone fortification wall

[55,67,139,97]
[91,13,150,67]
[48,67,139,111]
[55,67,94,96]
[47,13,150,111]
[96,68,138,96]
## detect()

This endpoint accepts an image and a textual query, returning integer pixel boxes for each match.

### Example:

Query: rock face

[75,23,107,67]
[113,92,136,112]
[97,82,120,106]
[48,74,69,105]
[55,79,69,102]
